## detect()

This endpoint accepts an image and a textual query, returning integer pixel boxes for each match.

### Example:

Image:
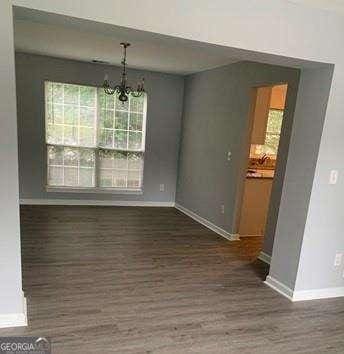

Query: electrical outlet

[221,205,225,214]
[334,252,342,267]
[227,151,232,161]
[159,184,165,192]
[329,170,338,185]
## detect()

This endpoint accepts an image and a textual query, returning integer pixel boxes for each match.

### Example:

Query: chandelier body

[103,42,145,102]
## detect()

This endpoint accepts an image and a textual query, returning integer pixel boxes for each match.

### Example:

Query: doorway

[238,84,288,250]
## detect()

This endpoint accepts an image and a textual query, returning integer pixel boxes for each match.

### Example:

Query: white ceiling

[289,0,344,15]
[13,8,242,75]
[13,5,328,75]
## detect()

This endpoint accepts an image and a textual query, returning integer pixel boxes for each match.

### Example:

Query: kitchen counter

[246,169,274,179]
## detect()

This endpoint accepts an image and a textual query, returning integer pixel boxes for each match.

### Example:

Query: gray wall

[176,61,300,240]
[270,66,334,290]
[9,0,344,300]
[15,53,184,203]
[0,0,24,316]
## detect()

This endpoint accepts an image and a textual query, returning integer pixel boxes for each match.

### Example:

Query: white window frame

[44,81,147,194]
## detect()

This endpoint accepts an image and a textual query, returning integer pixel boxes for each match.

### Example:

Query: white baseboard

[230,233,240,241]
[258,251,271,265]
[175,203,240,241]
[293,286,344,301]
[265,275,344,302]
[20,198,175,207]
[264,275,293,301]
[239,234,263,237]
[0,294,27,329]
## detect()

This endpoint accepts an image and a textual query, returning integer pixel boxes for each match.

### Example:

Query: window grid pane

[46,81,146,190]
[47,145,95,187]
[98,150,143,190]
[46,82,97,148]
[98,89,145,152]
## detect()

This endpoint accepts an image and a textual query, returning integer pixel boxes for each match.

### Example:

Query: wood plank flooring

[0,206,344,353]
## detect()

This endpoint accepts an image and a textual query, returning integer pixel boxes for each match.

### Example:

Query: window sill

[46,186,143,195]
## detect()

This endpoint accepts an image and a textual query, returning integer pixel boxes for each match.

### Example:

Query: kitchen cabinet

[238,177,273,237]
[270,84,287,110]
[250,86,272,144]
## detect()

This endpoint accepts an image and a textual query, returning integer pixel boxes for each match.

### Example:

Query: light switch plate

[334,252,342,267]
[329,170,338,185]
[159,184,165,192]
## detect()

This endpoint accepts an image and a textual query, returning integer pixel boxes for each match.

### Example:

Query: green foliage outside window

[259,109,283,156]
[45,81,146,189]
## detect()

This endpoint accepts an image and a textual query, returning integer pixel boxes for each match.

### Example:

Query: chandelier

[103,42,145,102]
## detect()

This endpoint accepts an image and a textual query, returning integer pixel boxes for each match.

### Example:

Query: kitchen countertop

[246,169,274,179]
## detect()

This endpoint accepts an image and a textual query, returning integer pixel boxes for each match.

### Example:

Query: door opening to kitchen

[238,84,288,257]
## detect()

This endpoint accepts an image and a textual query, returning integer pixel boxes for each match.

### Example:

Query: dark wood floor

[1,206,344,353]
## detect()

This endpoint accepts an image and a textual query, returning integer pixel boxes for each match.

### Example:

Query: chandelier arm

[125,86,133,94]
[113,85,122,92]
[131,91,143,98]
[104,86,116,95]
[103,78,116,95]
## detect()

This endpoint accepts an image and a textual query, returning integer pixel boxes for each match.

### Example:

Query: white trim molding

[20,199,175,207]
[239,234,263,237]
[265,275,344,302]
[46,186,143,195]
[258,251,271,265]
[0,295,27,329]
[264,275,294,301]
[175,203,240,241]
[293,287,344,301]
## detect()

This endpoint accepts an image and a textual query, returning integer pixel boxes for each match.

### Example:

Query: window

[251,109,283,157]
[45,81,147,191]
